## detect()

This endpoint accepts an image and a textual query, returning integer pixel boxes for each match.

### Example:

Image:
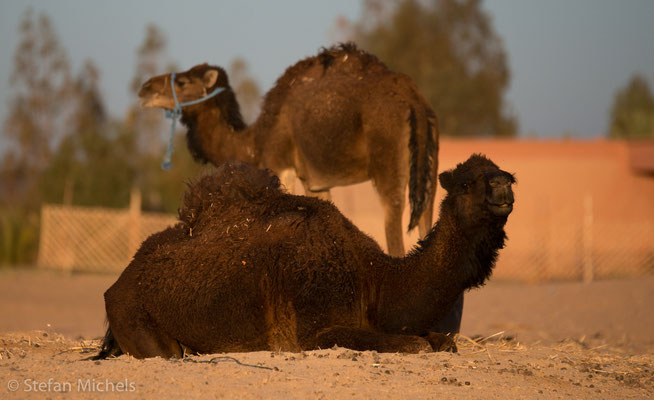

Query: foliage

[2,9,73,209]
[353,0,517,136]
[608,74,654,139]
[229,58,262,125]
[0,13,209,265]
[128,24,169,155]
[138,134,211,214]
[0,208,39,266]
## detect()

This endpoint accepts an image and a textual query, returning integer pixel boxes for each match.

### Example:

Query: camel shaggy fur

[94,154,515,359]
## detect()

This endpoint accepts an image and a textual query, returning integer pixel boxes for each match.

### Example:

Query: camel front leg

[301,180,332,201]
[424,332,457,352]
[278,169,298,194]
[315,326,433,353]
[432,294,464,335]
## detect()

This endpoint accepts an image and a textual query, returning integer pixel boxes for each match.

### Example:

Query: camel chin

[488,203,513,217]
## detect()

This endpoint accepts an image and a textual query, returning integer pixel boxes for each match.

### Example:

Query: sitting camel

[94,154,515,359]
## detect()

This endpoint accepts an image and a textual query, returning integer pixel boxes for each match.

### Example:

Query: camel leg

[315,326,433,353]
[310,190,332,201]
[104,286,183,359]
[301,181,332,201]
[432,294,464,335]
[424,332,457,352]
[278,169,297,194]
[108,317,183,359]
[374,187,405,257]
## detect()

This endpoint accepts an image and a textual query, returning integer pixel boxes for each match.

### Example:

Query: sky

[1,0,653,150]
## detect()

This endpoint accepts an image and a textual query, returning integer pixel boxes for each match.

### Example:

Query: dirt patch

[0,270,652,398]
[1,331,652,399]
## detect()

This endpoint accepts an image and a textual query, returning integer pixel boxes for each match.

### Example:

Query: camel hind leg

[104,284,184,359]
[372,178,406,257]
[107,314,183,359]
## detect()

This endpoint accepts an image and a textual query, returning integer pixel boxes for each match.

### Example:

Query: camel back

[178,163,282,231]
[255,42,392,132]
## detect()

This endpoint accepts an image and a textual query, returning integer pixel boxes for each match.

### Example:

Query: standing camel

[94,154,515,359]
[138,43,438,258]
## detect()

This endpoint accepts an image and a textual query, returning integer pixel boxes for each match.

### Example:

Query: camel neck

[414,211,504,288]
[181,105,257,166]
[376,203,506,334]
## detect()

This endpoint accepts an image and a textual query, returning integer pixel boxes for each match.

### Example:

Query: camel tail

[91,325,123,360]
[408,107,438,231]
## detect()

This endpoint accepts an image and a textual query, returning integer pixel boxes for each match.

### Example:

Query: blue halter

[161,71,225,170]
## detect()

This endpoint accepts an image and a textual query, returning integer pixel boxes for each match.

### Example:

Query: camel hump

[179,161,281,228]
[314,42,388,74]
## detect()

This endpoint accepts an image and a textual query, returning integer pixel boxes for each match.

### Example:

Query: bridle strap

[161,71,225,170]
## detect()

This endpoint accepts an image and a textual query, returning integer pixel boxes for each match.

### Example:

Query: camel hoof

[401,337,434,353]
[425,332,458,353]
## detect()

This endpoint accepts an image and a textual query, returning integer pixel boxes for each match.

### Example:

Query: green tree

[0,9,73,265]
[128,24,168,155]
[353,0,517,136]
[229,58,262,125]
[39,60,138,209]
[2,9,72,208]
[608,74,654,139]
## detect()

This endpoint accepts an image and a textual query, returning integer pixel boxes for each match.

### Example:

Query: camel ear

[439,170,455,192]
[203,69,219,88]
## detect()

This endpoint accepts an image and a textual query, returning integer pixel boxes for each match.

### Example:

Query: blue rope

[161,71,225,170]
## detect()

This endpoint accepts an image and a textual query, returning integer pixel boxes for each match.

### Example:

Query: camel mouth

[487,202,513,216]
[138,95,158,108]
[139,95,172,110]
[139,97,153,107]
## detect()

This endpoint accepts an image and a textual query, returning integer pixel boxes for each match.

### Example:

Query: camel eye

[177,79,188,87]
[461,182,469,191]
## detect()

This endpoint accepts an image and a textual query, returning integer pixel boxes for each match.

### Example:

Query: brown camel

[94,154,515,359]
[138,43,439,258]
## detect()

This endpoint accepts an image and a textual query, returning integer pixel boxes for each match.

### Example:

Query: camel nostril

[140,81,152,93]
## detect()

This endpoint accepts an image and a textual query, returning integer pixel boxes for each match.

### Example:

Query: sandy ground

[0,269,652,399]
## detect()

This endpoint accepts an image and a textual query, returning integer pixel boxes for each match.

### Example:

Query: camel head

[438,154,515,225]
[138,64,227,110]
